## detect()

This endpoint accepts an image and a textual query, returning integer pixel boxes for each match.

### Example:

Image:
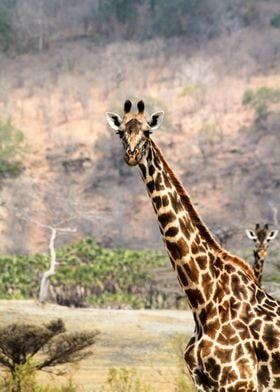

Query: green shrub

[0,5,13,51]
[179,84,206,98]
[152,0,202,38]
[0,118,24,176]
[170,334,194,391]
[36,382,77,392]
[102,368,155,392]
[0,358,36,392]
[0,239,167,308]
[98,0,141,24]
[96,0,212,40]
[34,382,77,392]
[242,87,280,121]
[270,13,280,28]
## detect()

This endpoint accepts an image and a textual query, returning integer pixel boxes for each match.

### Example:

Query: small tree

[0,319,99,392]
[242,87,280,122]
[0,5,13,51]
[270,13,280,29]
[0,118,24,176]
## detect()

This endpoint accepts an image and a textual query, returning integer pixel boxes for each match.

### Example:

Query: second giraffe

[246,223,278,286]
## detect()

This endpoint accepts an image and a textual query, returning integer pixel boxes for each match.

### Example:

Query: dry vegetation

[0,1,279,390]
[0,300,194,391]
[0,4,279,276]
[1,35,279,257]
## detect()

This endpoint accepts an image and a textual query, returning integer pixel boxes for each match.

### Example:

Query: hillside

[0,0,279,281]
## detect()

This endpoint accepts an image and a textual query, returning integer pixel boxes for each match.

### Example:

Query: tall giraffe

[106,100,280,391]
[246,223,279,285]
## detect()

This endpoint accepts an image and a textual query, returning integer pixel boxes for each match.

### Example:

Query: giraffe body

[106,101,280,391]
[246,224,279,285]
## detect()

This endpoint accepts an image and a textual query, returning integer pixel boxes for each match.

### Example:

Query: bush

[0,118,24,176]
[98,0,141,24]
[96,0,215,40]
[270,13,280,29]
[0,319,99,392]
[102,368,155,392]
[0,239,167,308]
[0,5,13,51]
[242,87,280,121]
[151,0,211,38]
[171,334,194,392]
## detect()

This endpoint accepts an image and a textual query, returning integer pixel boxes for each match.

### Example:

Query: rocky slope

[0,32,279,280]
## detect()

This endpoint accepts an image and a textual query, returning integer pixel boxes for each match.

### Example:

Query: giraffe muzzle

[124,148,142,166]
[124,153,142,166]
[257,248,267,258]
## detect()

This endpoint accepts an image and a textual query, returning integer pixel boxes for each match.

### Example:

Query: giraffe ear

[246,230,257,240]
[267,230,279,241]
[106,112,122,131]
[148,111,164,130]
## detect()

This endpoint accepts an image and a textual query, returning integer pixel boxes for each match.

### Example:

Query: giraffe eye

[144,130,152,137]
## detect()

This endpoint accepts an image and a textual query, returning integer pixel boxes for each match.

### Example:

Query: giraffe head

[246,223,278,258]
[106,100,164,166]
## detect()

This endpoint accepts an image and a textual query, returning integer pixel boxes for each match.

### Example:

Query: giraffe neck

[138,140,222,312]
[253,250,264,285]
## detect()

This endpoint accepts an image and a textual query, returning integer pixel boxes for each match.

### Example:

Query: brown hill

[0,15,279,283]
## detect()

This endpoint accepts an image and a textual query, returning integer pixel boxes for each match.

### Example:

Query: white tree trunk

[39,228,57,303]
[38,225,76,303]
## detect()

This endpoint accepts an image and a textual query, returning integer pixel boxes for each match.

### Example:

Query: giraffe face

[106,100,164,166]
[246,224,278,257]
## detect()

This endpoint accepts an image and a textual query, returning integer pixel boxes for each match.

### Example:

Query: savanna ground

[0,300,195,391]
[0,2,279,391]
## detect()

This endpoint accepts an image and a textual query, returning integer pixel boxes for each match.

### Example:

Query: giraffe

[106,100,280,391]
[246,223,279,285]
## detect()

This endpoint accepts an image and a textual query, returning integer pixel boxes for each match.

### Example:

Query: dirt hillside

[0,2,279,277]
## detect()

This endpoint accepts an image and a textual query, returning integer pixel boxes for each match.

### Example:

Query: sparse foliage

[0,0,268,52]
[242,87,280,121]
[0,118,24,176]
[197,123,222,164]
[270,13,280,29]
[0,319,99,392]
[0,239,169,308]
[0,4,13,51]
[102,368,155,392]
[170,335,195,392]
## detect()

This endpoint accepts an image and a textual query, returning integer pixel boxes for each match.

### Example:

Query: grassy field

[0,300,195,391]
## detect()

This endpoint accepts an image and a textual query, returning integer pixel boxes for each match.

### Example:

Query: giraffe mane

[150,139,257,283]
[217,250,257,282]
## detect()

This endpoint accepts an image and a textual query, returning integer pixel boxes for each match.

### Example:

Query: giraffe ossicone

[106,100,280,391]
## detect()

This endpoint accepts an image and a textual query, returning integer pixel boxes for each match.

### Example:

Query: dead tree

[38,224,76,303]
[16,216,76,304]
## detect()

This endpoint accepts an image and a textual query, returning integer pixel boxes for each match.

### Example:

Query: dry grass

[0,300,194,391]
